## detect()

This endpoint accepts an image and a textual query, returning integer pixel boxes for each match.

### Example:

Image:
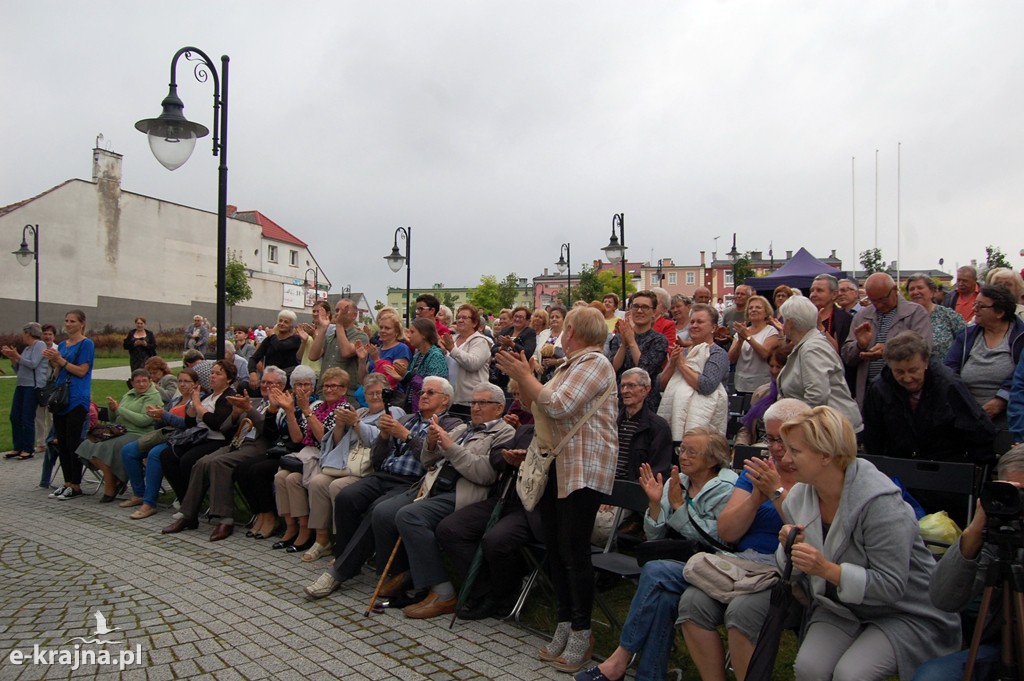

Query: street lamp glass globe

[385,246,406,273]
[602,236,626,264]
[12,242,34,267]
[555,255,567,274]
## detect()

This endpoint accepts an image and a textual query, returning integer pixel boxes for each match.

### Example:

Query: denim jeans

[619,559,688,681]
[911,645,999,681]
[10,385,37,453]
[122,441,168,507]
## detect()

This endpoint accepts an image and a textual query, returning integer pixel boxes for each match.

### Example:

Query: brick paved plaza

[0,460,564,680]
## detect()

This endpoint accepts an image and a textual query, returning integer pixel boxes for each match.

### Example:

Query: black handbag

[166,425,209,449]
[41,342,84,413]
[278,454,303,472]
[636,538,708,567]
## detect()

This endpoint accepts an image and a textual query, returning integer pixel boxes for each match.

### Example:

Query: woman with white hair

[247,309,304,386]
[776,296,863,433]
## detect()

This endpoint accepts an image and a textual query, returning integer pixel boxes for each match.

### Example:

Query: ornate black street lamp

[304,267,319,307]
[384,227,412,326]
[342,285,351,299]
[136,47,229,359]
[12,224,39,322]
[728,233,740,296]
[602,213,627,310]
[555,243,572,306]
[655,258,665,287]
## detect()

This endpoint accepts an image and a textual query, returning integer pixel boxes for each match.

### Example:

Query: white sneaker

[48,486,68,499]
[171,511,184,520]
[304,572,341,600]
[57,487,83,500]
[172,499,181,510]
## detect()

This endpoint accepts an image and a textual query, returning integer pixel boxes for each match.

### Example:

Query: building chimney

[543,267,548,276]
[711,251,717,262]
[751,251,762,261]
[700,250,705,266]
[92,145,123,187]
[786,250,793,259]
[830,249,837,259]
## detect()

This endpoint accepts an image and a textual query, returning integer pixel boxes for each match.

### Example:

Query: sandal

[3,451,20,459]
[16,452,35,460]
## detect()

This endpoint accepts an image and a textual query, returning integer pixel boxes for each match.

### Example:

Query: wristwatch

[770,486,785,501]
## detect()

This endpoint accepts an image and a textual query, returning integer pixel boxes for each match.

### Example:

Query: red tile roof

[232,209,307,247]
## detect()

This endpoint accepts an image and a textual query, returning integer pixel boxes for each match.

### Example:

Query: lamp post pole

[602,213,627,311]
[384,227,412,326]
[342,285,351,299]
[556,243,572,306]
[12,224,39,322]
[728,233,740,298]
[136,47,229,360]
[655,258,664,287]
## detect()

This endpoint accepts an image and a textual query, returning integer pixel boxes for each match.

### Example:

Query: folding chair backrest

[860,454,977,522]
[598,480,649,553]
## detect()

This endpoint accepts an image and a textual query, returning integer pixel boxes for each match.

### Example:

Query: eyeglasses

[513,315,528,321]
[178,379,194,385]
[322,383,346,390]
[762,434,784,447]
[455,315,472,321]
[365,390,384,398]
[620,382,645,390]
[415,306,430,313]
[421,389,443,397]
[973,302,993,310]
[470,400,503,408]
[629,304,653,312]
[293,381,314,389]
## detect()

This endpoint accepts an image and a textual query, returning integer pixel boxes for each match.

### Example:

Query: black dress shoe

[99,494,117,503]
[456,596,495,621]
[272,537,295,550]
[387,587,429,609]
[245,529,256,538]
[286,537,315,553]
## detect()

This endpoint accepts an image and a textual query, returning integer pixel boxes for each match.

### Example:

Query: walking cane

[364,478,430,616]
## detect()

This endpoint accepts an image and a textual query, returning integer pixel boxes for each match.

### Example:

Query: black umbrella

[745,526,801,681]
[449,471,517,629]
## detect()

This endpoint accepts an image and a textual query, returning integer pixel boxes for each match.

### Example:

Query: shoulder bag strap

[682,493,734,552]
[548,376,616,458]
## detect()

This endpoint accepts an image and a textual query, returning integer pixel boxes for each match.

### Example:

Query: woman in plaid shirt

[496,306,618,673]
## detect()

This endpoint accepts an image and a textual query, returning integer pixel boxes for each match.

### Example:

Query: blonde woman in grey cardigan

[778,406,959,681]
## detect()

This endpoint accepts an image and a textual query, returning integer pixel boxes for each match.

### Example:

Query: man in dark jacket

[592,367,673,545]
[863,330,995,464]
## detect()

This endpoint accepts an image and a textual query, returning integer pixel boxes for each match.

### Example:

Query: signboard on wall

[282,284,304,308]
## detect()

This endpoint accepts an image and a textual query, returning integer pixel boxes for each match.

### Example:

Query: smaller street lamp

[602,213,627,310]
[303,267,319,307]
[555,242,572,306]
[12,224,40,322]
[384,227,412,326]
[727,233,740,296]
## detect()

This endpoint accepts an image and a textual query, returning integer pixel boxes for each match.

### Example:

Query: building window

[686,271,695,285]
[668,272,677,286]
[267,245,278,263]
[289,250,299,267]
[724,271,734,286]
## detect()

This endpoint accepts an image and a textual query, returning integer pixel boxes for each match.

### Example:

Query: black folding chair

[860,454,977,526]
[590,480,651,632]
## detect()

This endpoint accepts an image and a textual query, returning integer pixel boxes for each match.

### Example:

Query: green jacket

[114,385,164,435]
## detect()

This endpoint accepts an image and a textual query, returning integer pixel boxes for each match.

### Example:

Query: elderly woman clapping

[778,406,960,681]
[579,427,736,681]
[777,296,862,434]
[248,309,304,385]
[2,323,49,461]
[77,368,164,502]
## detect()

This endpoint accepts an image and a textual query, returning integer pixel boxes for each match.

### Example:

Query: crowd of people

[4,261,1024,680]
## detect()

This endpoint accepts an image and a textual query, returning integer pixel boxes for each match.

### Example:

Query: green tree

[733,253,756,287]
[224,256,253,325]
[373,299,385,311]
[985,245,1012,273]
[498,272,524,310]
[440,291,461,309]
[468,275,503,315]
[860,248,885,275]
[576,265,636,305]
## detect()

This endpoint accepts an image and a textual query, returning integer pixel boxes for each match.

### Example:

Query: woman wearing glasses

[944,285,1024,430]
[439,304,493,416]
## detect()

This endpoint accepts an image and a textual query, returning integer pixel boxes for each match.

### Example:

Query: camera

[339,402,353,411]
[381,387,396,405]
[980,481,1024,550]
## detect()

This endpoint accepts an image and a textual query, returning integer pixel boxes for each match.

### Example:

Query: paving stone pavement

[0,460,566,680]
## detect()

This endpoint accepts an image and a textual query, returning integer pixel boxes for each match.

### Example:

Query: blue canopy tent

[744,247,847,294]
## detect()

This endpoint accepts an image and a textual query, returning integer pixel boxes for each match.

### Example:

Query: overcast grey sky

[3,1,1022,304]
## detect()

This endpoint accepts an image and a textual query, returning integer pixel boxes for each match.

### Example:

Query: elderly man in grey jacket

[372,383,515,619]
[841,272,932,406]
